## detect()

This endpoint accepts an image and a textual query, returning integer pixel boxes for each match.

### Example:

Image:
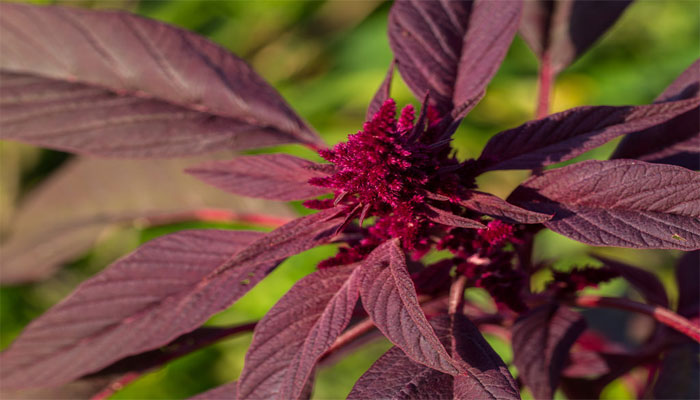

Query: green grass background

[0,0,698,398]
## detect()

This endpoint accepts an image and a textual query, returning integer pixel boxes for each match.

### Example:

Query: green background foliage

[1,1,697,398]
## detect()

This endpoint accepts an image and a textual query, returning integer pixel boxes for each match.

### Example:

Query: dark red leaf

[348,346,453,399]
[458,190,552,224]
[512,304,586,400]
[426,204,486,229]
[348,314,518,400]
[520,1,633,74]
[0,230,261,389]
[388,0,521,116]
[186,154,333,201]
[0,209,342,389]
[366,61,395,121]
[652,343,700,400]
[478,99,700,171]
[612,59,700,170]
[359,240,459,375]
[0,4,322,157]
[593,256,668,307]
[509,160,700,250]
[676,250,699,318]
[237,264,361,399]
[0,156,295,285]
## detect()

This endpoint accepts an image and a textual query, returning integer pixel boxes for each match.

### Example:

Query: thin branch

[323,318,376,359]
[131,208,294,229]
[448,275,468,315]
[535,51,554,119]
[574,295,700,343]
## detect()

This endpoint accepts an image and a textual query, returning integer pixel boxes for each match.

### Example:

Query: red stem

[536,51,554,119]
[448,275,468,315]
[574,295,700,343]
[323,318,376,358]
[134,208,294,229]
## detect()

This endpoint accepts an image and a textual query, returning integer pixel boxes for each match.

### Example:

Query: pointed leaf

[509,160,700,249]
[348,314,519,400]
[237,264,360,400]
[366,61,395,121]
[0,209,342,389]
[478,99,700,171]
[512,304,586,400]
[593,256,668,307]
[348,346,453,399]
[0,4,322,157]
[676,250,699,318]
[458,190,552,224]
[0,156,294,285]
[186,154,333,201]
[388,0,521,116]
[612,60,700,170]
[520,1,633,74]
[0,230,262,389]
[359,240,459,375]
[426,204,486,229]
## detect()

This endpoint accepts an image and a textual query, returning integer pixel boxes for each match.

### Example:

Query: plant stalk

[536,51,554,119]
[574,295,700,343]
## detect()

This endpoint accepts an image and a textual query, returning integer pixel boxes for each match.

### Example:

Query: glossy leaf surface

[509,160,700,249]
[0,3,322,157]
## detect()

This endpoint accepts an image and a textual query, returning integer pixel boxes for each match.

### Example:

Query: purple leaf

[512,304,586,400]
[426,204,486,229]
[366,61,395,121]
[0,230,261,389]
[478,99,700,171]
[0,4,322,157]
[0,156,294,285]
[611,59,700,170]
[388,0,521,116]
[0,209,342,389]
[593,255,668,307]
[509,160,700,250]
[359,240,459,375]
[676,250,699,318]
[520,1,633,74]
[348,346,453,399]
[652,343,700,400]
[348,314,519,400]
[237,264,360,399]
[458,190,552,224]
[186,154,333,201]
